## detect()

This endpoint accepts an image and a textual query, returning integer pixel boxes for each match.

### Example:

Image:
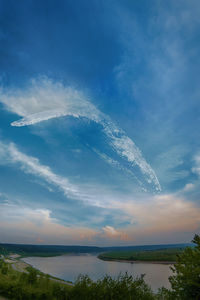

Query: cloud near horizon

[0,190,199,246]
[0,200,130,245]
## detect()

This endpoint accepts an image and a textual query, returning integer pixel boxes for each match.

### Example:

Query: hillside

[0,243,191,258]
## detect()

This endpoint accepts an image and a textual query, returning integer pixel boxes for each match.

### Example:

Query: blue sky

[0,0,200,245]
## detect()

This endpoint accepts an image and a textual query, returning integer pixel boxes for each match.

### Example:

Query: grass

[0,260,73,299]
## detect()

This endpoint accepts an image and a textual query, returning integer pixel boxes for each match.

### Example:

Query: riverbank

[22,253,173,292]
[99,257,175,264]
[3,254,73,286]
[98,247,183,263]
[0,256,170,300]
[0,256,74,299]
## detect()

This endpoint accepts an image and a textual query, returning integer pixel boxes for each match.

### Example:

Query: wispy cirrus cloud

[0,140,100,206]
[192,153,200,177]
[0,78,161,192]
[111,1,200,192]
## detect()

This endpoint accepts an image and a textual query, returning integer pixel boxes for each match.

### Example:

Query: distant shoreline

[98,247,184,264]
[22,252,176,265]
[98,257,174,264]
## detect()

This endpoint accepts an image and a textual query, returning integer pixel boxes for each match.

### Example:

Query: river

[23,254,173,292]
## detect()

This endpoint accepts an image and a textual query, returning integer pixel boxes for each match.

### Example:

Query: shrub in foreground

[70,273,155,300]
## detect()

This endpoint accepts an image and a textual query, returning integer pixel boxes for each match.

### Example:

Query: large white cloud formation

[0,78,161,191]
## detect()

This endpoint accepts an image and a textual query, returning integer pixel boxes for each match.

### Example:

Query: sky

[0,0,199,246]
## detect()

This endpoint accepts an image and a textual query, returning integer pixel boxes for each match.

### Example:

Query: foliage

[0,260,72,299]
[155,234,200,300]
[0,243,190,258]
[70,273,155,300]
[166,234,200,300]
[0,244,102,258]
[0,246,9,256]
[99,248,184,262]
[0,259,156,300]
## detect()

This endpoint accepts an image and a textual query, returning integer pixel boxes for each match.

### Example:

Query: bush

[70,273,155,300]
[157,234,200,300]
[168,234,200,300]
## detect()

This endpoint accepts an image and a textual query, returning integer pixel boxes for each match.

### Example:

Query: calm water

[23,254,173,291]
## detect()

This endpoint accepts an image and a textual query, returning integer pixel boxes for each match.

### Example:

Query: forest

[98,247,184,262]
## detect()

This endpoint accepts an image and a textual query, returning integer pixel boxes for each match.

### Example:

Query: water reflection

[23,254,173,291]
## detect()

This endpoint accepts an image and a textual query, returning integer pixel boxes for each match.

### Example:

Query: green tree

[168,234,200,300]
[27,268,37,285]
[70,273,155,300]
[1,264,8,275]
